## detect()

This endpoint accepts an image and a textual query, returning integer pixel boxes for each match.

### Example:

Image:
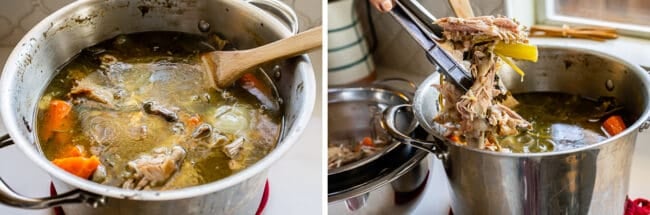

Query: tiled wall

[0,0,73,47]
[0,0,73,63]
[354,0,505,80]
[288,0,322,30]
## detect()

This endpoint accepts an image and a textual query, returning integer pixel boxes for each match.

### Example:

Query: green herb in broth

[498,92,612,153]
[37,31,282,190]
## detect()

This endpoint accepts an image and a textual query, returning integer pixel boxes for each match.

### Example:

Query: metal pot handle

[383,104,448,159]
[373,78,417,91]
[0,134,105,209]
[641,66,650,132]
[373,78,418,95]
[246,0,300,35]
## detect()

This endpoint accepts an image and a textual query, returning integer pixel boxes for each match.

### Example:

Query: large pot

[0,0,315,214]
[327,84,429,214]
[384,46,650,214]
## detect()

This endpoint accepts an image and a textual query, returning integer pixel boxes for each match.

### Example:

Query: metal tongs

[389,0,473,92]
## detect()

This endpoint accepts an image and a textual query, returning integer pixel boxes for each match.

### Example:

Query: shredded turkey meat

[122,146,186,190]
[436,16,525,44]
[433,16,532,151]
[69,74,117,106]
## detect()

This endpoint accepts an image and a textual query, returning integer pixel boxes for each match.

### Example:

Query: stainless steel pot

[384,46,650,214]
[0,0,315,214]
[328,78,417,175]
[328,154,429,215]
[327,83,429,214]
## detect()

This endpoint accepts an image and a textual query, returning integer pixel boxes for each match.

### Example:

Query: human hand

[369,0,395,12]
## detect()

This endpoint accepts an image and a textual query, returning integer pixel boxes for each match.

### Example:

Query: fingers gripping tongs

[389,0,473,92]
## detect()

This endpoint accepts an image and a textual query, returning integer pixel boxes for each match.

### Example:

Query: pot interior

[1,0,314,199]
[414,46,650,153]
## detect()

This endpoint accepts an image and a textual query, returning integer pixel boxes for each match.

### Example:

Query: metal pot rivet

[640,120,650,132]
[114,35,127,45]
[198,20,210,32]
[605,79,614,91]
[273,65,281,80]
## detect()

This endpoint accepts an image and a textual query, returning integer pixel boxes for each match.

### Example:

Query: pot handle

[246,0,300,35]
[373,78,418,93]
[374,78,417,89]
[0,134,105,209]
[641,66,650,132]
[383,104,448,159]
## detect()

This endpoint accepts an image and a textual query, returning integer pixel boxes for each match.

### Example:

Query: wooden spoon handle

[210,26,322,88]
[247,25,322,63]
[530,25,618,41]
[448,0,475,18]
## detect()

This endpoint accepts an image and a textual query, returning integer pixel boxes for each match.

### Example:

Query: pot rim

[414,44,650,158]
[0,0,316,201]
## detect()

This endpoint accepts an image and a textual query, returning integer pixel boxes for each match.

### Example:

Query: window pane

[555,0,650,26]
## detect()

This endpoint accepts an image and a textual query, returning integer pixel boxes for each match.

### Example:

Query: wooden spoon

[201,26,322,88]
[448,0,475,18]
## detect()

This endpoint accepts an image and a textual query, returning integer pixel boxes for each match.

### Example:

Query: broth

[36,32,282,190]
[497,92,619,153]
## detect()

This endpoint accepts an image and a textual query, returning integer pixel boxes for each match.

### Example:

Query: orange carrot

[239,73,262,88]
[603,115,626,136]
[238,73,278,110]
[238,73,272,98]
[361,137,374,146]
[186,115,201,127]
[40,100,74,144]
[52,156,100,179]
[448,135,461,143]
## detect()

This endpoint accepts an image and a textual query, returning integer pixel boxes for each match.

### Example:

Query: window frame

[504,0,650,68]
[535,0,650,39]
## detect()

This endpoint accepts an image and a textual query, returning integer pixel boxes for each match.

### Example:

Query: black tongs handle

[390,0,474,92]
[398,0,444,39]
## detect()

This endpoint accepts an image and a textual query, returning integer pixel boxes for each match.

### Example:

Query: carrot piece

[186,115,201,127]
[361,137,374,146]
[52,156,100,179]
[238,73,272,98]
[448,135,461,143]
[239,73,261,88]
[603,115,626,136]
[40,100,74,143]
[238,73,278,110]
